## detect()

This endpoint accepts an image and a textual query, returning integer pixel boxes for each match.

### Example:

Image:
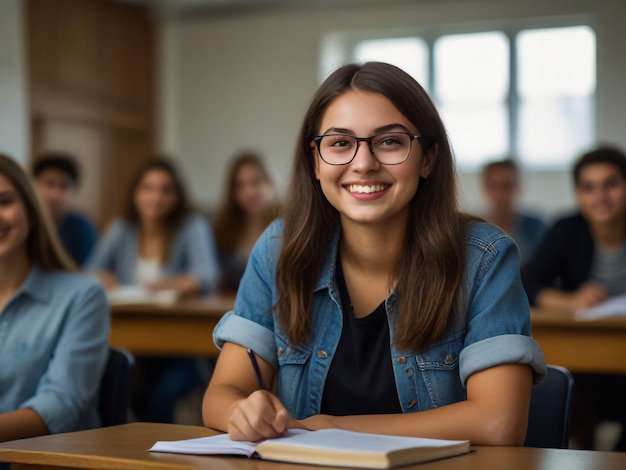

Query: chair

[98,347,135,427]
[524,364,574,449]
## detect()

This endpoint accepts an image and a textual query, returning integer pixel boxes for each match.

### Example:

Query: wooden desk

[1,423,626,470]
[531,309,626,374]
[109,296,234,357]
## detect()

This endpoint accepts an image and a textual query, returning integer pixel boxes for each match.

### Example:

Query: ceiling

[124,0,430,18]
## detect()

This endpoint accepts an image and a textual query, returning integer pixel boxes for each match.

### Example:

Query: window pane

[435,32,509,167]
[440,104,508,169]
[517,26,596,166]
[518,26,596,97]
[518,97,594,167]
[435,32,509,104]
[354,37,428,88]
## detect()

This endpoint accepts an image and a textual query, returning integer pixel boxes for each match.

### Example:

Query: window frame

[321,15,597,172]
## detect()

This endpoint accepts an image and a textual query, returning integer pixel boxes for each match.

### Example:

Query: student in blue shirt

[0,153,109,442]
[32,153,98,267]
[213,152,280,293]
[88,157,220,423]
[481,159,547,264]
[202,63,545,444]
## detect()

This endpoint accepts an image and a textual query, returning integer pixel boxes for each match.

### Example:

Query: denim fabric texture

[0,266,110,433]
[86,214,220,294]
[214,220,546,420]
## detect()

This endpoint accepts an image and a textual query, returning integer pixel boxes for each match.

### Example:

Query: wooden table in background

[531,309,626,374]
[109,296,234,357]
[1,423,626,470]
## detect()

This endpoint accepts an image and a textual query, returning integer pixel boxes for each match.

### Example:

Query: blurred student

[32,153,98,266]
[87,157,220,423]
[523,146,626,451]
[213,152,279,293]
[481,159,547,263]
[0,153,109,443]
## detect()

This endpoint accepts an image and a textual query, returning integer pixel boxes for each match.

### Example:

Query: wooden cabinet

[27,0,156,229]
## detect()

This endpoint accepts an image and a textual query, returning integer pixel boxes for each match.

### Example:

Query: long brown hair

[214,152,279,254]
[276,62,467,352]
[124,157,192,262]
[0,154,76,271]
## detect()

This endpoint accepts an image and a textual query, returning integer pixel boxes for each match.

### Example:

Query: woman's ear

[311,142,321,180]
[420,143,438,179]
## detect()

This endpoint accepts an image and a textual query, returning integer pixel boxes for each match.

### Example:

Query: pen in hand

[247,348,268,391]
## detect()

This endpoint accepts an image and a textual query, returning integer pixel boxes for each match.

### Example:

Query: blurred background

[1,0,625,230]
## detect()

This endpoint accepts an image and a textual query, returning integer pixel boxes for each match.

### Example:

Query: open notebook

[107,286,180,306]
[577,294,626,319]
[149,429,470,469]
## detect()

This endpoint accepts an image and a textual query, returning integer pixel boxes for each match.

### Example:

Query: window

[517,26,596,168]
[335,24,596,170]
[354,37,428,87]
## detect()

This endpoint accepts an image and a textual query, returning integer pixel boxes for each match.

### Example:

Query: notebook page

[149,429,309,456]
[149,433,257,456]
[259,429,467,453]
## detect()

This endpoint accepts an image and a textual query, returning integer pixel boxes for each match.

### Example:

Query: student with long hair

[213,152,279,293]
[88,157,219,423]
[0,154,109,442]
[202,63,545,444]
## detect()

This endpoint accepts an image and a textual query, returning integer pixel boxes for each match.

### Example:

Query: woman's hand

[570,282,609,310]
[227,390,292,441]
[299,414,335,431]
[95,271,119,291]
[145,275,200,296]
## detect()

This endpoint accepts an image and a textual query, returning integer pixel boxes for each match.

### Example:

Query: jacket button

[407,399,417,408]
[445,354,454,365]
[277,347,284,357]
[396,356,407,364]
[317,350,328,359]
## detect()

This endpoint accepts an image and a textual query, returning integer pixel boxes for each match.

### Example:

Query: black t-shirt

[320,259,403,415]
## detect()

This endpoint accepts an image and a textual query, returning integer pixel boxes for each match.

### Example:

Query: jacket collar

[313,225,341,293]
[17,265,51,303]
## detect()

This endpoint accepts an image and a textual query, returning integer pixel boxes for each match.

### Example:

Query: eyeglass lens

[318,133,413,165]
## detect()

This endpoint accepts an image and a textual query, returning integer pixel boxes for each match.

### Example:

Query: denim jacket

[214,220,546,419]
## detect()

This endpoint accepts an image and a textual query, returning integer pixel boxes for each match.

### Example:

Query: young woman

[0,153,109,442]
[202,63,545,445]
[88,157,220,423]
[213,152,279,293]
[88,157,219,296]
[523,146,626,451]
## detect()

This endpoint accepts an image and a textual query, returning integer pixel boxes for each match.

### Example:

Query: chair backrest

[98,347,135,427]
[524,364,574,448]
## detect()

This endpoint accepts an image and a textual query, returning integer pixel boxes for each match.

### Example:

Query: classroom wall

[0,0,28,164]
[159,0,626,219]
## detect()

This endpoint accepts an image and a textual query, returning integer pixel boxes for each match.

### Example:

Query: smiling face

[313,89,434,230]
[133,169,179,223]
[234,163,273,215]
[0,173,30,263]
[575,162,626,227]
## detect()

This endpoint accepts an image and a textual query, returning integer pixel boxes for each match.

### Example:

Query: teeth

[347,184,388,194]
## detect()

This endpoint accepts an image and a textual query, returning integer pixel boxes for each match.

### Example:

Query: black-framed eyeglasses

[312,132,422,166]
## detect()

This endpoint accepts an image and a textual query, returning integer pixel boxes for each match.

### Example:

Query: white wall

[159,0,626,219]
[0,0,28,164]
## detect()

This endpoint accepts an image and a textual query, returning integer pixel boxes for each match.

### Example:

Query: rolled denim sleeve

[213,221,282,368]
[19,281,110,433]
[459,227,546,386]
